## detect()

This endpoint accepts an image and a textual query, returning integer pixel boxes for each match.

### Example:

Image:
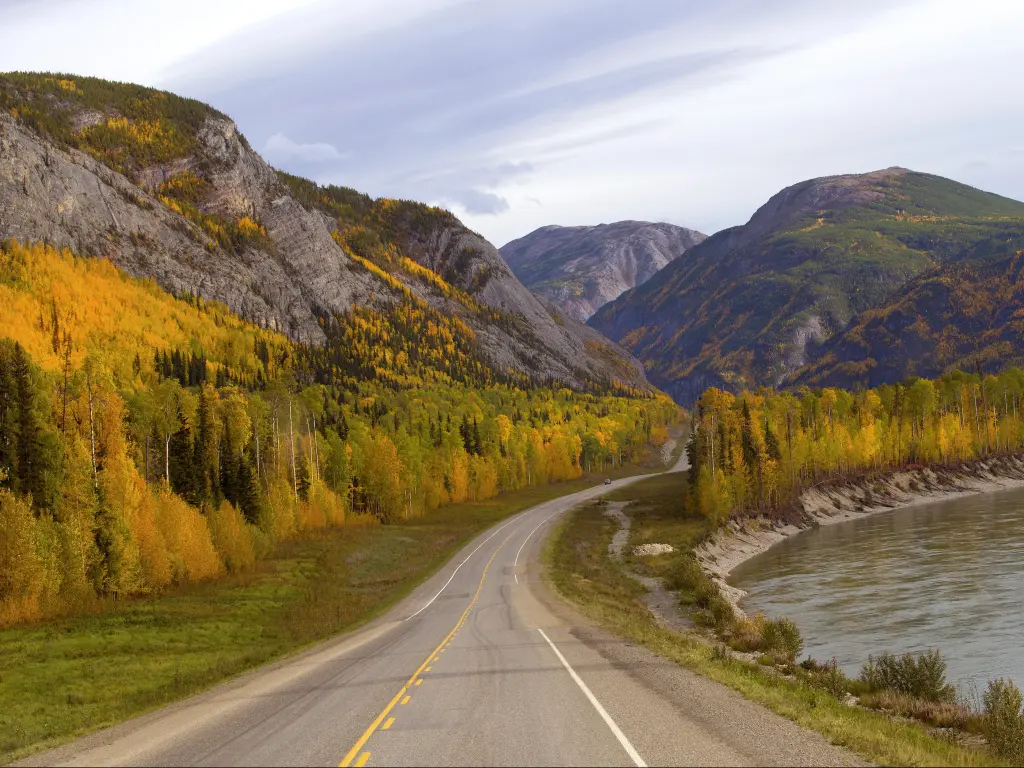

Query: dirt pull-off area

[603,502,691,631]
[697,455,1024,614]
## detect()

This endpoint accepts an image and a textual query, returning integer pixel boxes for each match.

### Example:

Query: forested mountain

[0,73,680,627]
[0,239,676,625]
[794,233,1024,388]
[501,221,705,321]
[590,168,1024,404]
[0,73,645,390]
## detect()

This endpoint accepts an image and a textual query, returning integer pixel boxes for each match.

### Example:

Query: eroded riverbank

[696,454,1024,615]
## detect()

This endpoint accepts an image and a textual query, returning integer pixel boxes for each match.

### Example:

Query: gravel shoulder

[531,545,866,767]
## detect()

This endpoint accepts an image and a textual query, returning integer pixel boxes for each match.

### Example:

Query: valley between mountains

[3,71,1024,768]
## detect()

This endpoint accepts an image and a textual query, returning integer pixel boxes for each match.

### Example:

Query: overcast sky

[3,0,1022,246]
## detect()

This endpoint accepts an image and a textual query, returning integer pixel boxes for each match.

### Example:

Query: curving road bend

[22,451,860,767]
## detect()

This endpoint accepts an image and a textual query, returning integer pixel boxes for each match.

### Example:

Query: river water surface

[731,486,1024,690]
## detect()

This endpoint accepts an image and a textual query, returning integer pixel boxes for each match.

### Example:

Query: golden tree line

[687,369,1024,522]
[0,240,678,626]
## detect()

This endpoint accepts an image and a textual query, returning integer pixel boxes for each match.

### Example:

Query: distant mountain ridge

[501,221,705,321]
[793,232,1024,388]
[589,167,1024,403]
[0,72,648,391]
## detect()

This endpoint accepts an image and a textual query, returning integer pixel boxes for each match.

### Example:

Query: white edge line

[405,516,521,620]
[513,480,617,581]
[512,507,564,584]
[537,628,646,768]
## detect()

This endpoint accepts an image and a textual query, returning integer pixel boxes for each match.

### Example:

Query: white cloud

[456,0,1024,246]
[262,133,346,163]
[2,0,1022,249]
[0,0,323,86]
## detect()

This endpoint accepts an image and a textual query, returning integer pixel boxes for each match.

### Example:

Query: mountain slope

[793,233,1024,388]
[0,72,646,390]
[589,168,1024,403]
[500,221,706,321]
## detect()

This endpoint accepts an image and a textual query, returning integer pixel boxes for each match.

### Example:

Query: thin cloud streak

[262,133,347,164]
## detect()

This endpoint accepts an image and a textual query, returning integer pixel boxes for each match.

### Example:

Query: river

[730,486,1024,691]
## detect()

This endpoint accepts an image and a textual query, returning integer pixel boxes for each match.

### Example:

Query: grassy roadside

[544,472,1003,767]
[0,463,666,766]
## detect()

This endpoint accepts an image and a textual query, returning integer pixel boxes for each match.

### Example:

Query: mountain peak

[501,221,706,322]
[0,71,649,391]
[590,169,1024,404]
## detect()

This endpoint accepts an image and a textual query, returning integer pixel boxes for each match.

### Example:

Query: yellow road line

[400,695,411,706]
[382,717,395,731]
[424,666,432,672]
[415,679,422,687]
[338,529,518,767]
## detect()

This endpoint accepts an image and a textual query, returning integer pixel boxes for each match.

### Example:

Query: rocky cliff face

[590,168,1024,403]
[0,74,647,389]
[501,221,705,321]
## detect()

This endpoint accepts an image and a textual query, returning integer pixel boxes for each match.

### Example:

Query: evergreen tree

[0,343,15,487]
[12,343,44,507]
[219,429,238,508]
[471,417,482,456]
[169,423,195,501]
[765,423,782,461]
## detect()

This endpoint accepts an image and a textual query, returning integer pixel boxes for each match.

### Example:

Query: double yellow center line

[339,529,518,767]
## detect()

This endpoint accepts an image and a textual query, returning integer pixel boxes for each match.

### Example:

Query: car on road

[604,478,612,485]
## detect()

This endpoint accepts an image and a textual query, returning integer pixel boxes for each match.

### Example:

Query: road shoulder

[524,546,865,767]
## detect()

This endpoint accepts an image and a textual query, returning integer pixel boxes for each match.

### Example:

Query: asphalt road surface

[24,451,860,767]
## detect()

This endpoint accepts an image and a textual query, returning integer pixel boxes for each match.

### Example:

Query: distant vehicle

[604,478,612,485]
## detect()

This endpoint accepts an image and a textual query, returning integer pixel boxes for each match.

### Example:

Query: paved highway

[24,452,859,767]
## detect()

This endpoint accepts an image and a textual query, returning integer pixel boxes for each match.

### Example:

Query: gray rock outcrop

[0,106,647,388]
[501,221,706,321]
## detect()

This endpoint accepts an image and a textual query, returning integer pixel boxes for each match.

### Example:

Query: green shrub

[812,658,852,700]
[762,618,803,664]
[701,595,735,631]
[983,678,1024,762]
[668,556,719,609]
[666,556,706,593]
[730,612,766,652]
[859,650,955,702]
[692,580,718,609]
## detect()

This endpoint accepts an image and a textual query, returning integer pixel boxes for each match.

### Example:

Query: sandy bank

[695,455,1024,615]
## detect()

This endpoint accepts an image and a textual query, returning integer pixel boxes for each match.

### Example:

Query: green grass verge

[544,473,1004,767]
[0,468,663,765]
